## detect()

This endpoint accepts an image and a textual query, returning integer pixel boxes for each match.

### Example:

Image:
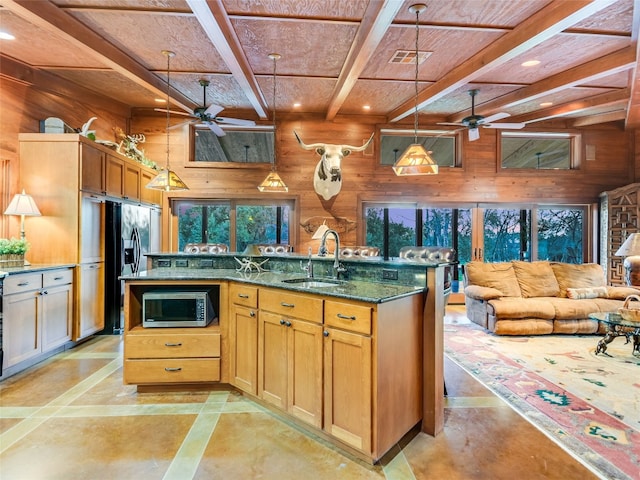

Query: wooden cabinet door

[80,194,105,263]
[3,291,41,368]
[41,283,73,352]
[229,304,258,394]
[81,144,105,194]
[259,311,288,409]
[124,162,141,201]
[288,318,323,428]
[323,327,372,453]
[140,168,162,206]
[105,154,124,198]
[76,262,105,339]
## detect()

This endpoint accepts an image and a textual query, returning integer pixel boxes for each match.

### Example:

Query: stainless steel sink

[282,278,341,288]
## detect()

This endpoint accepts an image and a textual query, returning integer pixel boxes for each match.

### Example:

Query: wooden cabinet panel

[3,290,40,368]
[124,358,220,384]
[229,283,258,308]
[229,303,258,394]
[81,143,105,194]
[260,288,323,322]
[259,311,288,409]
[4,272,42,293]
[105,154,124,198]
[126,332,220,358]
[76,262,105,340]
[124,162,141,201]
[140,169,162,205]
[324,300,372,335]
[41,283,73,352]
[323,327,372,453]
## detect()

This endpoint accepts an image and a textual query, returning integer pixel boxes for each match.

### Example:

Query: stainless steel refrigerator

[104,201,160,334]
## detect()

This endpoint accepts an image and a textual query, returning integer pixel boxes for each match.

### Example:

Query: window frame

[188,124,275,167]
[376,127,462,170]
[497,130,582,172]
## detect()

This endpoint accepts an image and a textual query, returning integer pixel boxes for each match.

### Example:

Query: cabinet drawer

[124,358,220,384]
[230,283,258,308]
[43,268,73,287]
[126,332,220,359]
[260,288,323,322]
[4,273,42,293]
[324,300,372,335]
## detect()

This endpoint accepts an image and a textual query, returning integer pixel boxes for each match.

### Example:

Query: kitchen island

[121,255,447,462]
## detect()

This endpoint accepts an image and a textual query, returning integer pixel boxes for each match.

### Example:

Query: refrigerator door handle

[131,227,141,274]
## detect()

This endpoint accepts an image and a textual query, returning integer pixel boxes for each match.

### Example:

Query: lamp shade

[145,168,189,191]
[312,222,329,240]
[257,172,288,192]
[392,144,439,176]
[4,189,41,216]
[615,233,640,256]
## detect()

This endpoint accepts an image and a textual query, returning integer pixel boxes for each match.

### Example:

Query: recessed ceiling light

[363,105,371,110]
[154,98,166,103]
[540,101,553,107]
[521,60,540,67]
[293,102,301,108]
[0,31,16,40]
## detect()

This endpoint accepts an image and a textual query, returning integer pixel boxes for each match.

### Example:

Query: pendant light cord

[413,7,420,145]
[270,53,280,172]
[163,50,174,171]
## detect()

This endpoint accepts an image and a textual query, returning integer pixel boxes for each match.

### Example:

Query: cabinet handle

[280,319,285,325]
[41,290,48,295]
[54,276,64,281]
[238,293,249,298]
[285,320,291,327]
[337,313,356,321]
[164,367,182,372]
[281,302,295,308]
[18,281,30,286]
[323,330,329,337]
[249,310,256,317]
[164,342,182,347]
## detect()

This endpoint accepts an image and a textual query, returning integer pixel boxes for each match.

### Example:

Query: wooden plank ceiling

[0,0,638,133]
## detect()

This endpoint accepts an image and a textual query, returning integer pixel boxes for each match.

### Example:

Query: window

[174,199,293,252]
[379,129,457,168]
[365,204,417,258]
[192,126,274,163]
[500,132,577,169]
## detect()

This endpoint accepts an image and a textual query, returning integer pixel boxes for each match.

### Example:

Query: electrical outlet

[382,269,398,280]
[157,259,171,267]
[175,259,188,267]
[199,259,213,268]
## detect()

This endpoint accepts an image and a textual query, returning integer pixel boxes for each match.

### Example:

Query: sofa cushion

[550,262,606,297]
[566,286,608,299]
[512,261,560,298]
[606,286,640,300]
[487,297,556,320]
[465,262,522,297]
[545,297,602,320]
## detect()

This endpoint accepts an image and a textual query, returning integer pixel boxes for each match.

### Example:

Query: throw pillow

[512,261,560,298]
[606,286,640,300]
[566,286,608,299]
[465,262,522,297]
[550,262,605,297]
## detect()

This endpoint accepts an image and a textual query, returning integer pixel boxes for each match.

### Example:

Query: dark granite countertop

[121,268,425,304]
[0,264,76,278]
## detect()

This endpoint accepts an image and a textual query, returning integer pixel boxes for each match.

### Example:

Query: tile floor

[0,306,601,479]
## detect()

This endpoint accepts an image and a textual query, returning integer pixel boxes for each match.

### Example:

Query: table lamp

[4,189,41,240]
[615,232,640,286]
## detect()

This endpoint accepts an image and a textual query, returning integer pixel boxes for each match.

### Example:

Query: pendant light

[393,4,438,176]
[258,53,288,192]
[146,49,189,191]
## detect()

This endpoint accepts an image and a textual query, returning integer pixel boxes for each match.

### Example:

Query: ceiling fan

[438,89,525,141]
[155,79,255,136]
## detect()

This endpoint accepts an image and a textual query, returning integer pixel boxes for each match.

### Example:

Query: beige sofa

[464,261,640,335]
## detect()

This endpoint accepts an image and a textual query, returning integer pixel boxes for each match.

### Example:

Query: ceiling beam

[187,0,268,119]
[511,88,629,124]
[452,46,636,122]
[572,109,627,126]
[387,0,619,123]
[1,0,197,114]
[325,0,403,120]
[625,1,640,127]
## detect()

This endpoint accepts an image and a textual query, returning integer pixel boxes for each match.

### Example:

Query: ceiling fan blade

[206,121,226,137]
[483,122,526,129]
[214,117,256,126]
[481,112,510,124]
[436,122,464,127]
[204,104,224,117]
[468,127,480,142]
[167,119,196,130]
[154,108,196,118]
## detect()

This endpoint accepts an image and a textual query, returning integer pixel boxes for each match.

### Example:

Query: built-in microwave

[142,290,217,328]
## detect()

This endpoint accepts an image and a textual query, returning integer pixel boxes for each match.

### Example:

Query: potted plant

[0,237,29,267]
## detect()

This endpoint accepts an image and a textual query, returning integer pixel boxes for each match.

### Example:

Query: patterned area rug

[444,322,640,480]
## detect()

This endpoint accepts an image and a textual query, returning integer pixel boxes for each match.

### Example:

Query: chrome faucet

[318,229,347,279]
[301,247,314,278]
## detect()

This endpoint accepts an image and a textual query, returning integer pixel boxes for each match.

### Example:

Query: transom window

[191,126,274,164]
[379,129,457,168]
[500,132,577,169]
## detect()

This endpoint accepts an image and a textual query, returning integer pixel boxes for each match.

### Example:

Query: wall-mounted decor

[294,131,374,200]
[301,216,356,236]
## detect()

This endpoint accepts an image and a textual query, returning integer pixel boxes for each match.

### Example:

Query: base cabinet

[76,262,105,340]
[2,268,73,372]
[229,284,259,394]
